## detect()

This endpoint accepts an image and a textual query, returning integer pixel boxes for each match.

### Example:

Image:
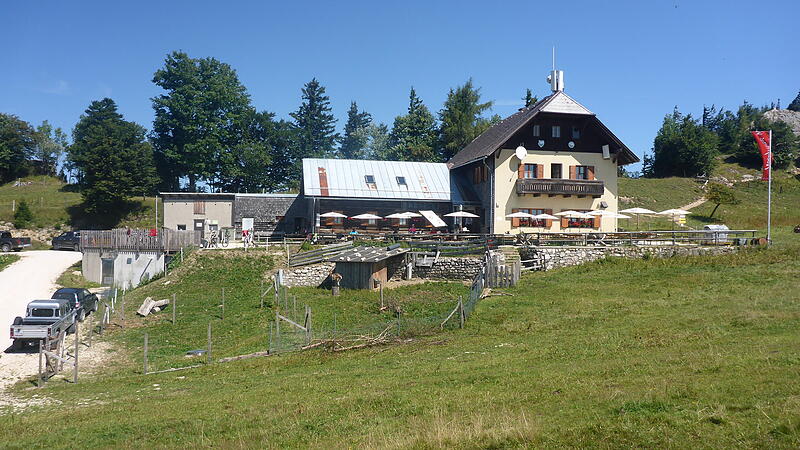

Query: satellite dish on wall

[515,145,527,160]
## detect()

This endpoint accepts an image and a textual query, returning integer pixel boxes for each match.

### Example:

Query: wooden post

[268,322,273,354]
[172,293,176,325]
[306,305,312,344]
[120,292,125,328]
[206,322,212,364]
[273,276,278,307]
[73,319,79,383]
[458,296,465,329]
[143,332,149,375]
[38,339,43,387]
[293,295,296,320]
[221,288,225,320]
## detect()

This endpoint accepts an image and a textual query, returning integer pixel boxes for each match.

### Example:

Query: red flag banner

[751,131,771,181]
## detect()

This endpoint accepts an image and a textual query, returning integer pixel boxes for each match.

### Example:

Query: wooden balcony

[516,178,605,198]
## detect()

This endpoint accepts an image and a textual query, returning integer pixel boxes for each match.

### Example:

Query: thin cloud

[40,80,71,95]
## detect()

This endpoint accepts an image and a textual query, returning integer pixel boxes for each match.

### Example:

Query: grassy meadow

[2,230,799,447]
[0,176,163,230]
[0,254,20,272]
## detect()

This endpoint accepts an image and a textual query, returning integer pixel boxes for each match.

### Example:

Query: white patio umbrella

[658,209,692,231]
[385,213,411,219]
[555,210,592,218]
[319,212,347,218]
[619,207,657,230]
[444,211,480,218]
[587,210,618,216]
[533,213,559,221]
[350,213,383,220]
[505,211,535,218]
[401,212,422,217]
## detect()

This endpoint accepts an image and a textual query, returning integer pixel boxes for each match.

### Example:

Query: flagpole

[767,129,772,245]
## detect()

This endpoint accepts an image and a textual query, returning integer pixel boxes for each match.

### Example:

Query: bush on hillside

[13,199,33,228]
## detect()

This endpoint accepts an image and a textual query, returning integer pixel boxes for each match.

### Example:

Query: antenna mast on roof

[547,47,564,93]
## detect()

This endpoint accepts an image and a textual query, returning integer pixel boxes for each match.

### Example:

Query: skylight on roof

[396,176,407,187]
[365,175,377,190]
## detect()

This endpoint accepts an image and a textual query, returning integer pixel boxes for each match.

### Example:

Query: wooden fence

[81,229,200,252]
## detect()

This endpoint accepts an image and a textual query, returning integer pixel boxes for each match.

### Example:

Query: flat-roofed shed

[327,246,409,290]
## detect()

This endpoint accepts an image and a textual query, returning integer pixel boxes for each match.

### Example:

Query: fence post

[172,293,176,325]
[120,292,125,328]
[73,319,79,383]
[206,322,212,364]
[87,317,93,347]
[380,282,384,309]
[268,322,273,354]
[38,339,43,387]
[458,296,464,329]
[143,332,149,375]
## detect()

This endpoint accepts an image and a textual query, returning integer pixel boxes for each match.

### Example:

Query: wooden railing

[516,178,605,197]
[81,229,201,252]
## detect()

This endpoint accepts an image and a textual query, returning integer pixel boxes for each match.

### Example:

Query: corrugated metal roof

[328,246,409,263]
[302,158,451,201]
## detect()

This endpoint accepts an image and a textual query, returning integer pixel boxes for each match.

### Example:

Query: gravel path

[0,250,82,389]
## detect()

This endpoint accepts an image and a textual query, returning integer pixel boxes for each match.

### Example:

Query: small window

[396,176,407,187]
[532,125,540,137]
[31,308,55,318]
[575,166,589,180]
[572,126,580,139]
[365,175,377,190]
[551,126,561,138]
[177,224,186,230]
[551,163,562,179]
[523,164,538,179]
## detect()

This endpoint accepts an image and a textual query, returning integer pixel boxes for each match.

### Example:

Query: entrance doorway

[194,219,205,239]
[101,258,114,286]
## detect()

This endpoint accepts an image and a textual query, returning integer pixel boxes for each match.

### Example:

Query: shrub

[13,199,33,229]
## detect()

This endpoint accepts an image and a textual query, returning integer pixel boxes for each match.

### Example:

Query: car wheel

[1,244,10,252]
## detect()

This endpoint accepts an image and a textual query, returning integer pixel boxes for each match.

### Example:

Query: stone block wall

[283,262,334,287]
[413,256,483,281]
[519,245,739,271]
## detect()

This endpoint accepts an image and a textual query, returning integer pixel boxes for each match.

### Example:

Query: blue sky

[2,0,797,171]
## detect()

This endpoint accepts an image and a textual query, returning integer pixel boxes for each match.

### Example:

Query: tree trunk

[189,174,196,192]
[709,203,720,218]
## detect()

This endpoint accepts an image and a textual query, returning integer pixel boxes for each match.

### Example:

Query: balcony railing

[516,178,605,197]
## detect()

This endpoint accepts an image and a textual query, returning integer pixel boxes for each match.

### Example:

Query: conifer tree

[387,88,438,162]
[0,114,36,183]
[339,102,372,159]
[788,90,800,112]
[523,89,538,107]
[68,98,158,214]
[438,79,494,161]
[290,78,338,160]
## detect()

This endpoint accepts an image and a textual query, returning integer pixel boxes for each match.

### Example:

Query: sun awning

[419,210,447,228]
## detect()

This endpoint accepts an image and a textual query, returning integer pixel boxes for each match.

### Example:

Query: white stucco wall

[82,250,165,289]
[493,149,619,234]
[163,199,233,231]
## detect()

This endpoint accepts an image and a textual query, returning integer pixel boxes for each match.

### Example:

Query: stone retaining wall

[283,262,334,287]
[519,245,739,271]
[413,257,483,281]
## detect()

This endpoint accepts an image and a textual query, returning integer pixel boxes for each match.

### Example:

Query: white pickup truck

[10,299,76,350]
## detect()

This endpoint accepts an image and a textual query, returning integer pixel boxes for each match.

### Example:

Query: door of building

[194,219,205,239]
[101,258,114,286]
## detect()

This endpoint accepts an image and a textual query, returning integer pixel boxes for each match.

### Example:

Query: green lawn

[0,254,20,272]
[2,231,799,448]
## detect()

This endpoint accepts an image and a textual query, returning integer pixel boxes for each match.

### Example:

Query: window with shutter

[193,201,205,214]
[517,163,525,179]
[523,164,537,179]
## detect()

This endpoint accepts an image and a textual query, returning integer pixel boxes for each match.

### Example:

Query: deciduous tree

[706,183,739,218]
[151,51,254,191]
[0,114,36,182]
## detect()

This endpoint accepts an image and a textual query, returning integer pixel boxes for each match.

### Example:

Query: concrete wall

[164,199,234,232]
[493,149,619,234]
[82,250,165,289]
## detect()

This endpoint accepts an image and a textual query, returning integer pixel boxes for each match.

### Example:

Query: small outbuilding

[328,245,409,290]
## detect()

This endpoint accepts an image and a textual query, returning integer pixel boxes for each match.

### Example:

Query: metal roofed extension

[302,158,452,201]
[328,245,409,263]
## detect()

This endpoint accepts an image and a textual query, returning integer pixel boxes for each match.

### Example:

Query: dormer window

[365,175,377,190]
[551,126,561,138]
[571,126,580,139]
[532,125,540,137]
[396,176,407,188]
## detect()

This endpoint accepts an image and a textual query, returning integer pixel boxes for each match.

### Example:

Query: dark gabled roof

[447,92,639,168]
[328,246,408,263]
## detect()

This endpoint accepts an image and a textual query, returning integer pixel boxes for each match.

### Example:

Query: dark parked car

[0,231,31,252]
[52,231,81,251]
[51,288,98,322]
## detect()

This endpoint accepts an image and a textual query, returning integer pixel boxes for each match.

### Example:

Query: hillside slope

[2,235,799,447]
